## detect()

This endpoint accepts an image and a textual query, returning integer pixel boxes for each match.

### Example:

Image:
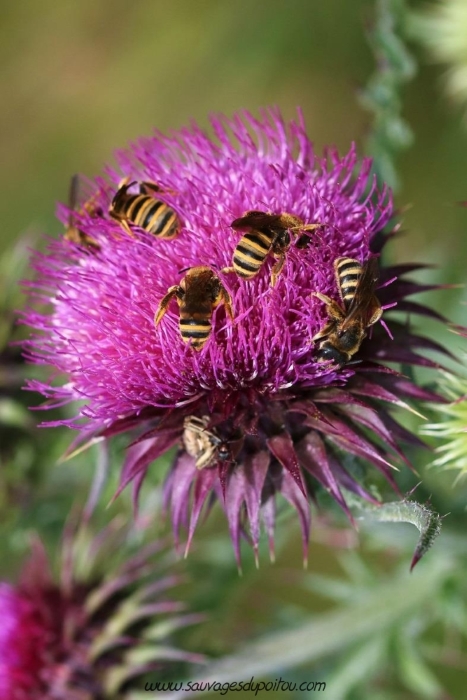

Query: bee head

[316,343,348,367]
[217,442,231,461]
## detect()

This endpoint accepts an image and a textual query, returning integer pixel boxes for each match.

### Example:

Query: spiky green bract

[0,515,203,699]
[344,491,443,570]
[421,371,467,479]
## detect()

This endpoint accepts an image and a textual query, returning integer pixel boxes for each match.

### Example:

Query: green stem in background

[360,0,416,191]
[345,492,443,570]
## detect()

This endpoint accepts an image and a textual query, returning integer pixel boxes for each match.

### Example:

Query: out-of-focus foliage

[408,0,467,119]
[422,371,467,479]
[3,1,467,698]
[160,525,467,700]
[360,0,415,190]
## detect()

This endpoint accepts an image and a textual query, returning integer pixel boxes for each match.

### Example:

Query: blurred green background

[2,1,467,698]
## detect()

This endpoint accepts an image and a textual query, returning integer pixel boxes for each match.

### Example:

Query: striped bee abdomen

[233,229,273,278]
[126,194,180,239]
[179,316,212,350]
[335,257,362,308]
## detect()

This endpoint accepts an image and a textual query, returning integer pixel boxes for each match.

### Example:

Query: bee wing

[231,211,275,230]
[187,422,207,437]
[184,416,209,434]
[68,174,80,212]
[340,258,381,329]
[69,174,105,215]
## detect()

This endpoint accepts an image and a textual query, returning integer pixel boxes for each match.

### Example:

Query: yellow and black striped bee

[154,266,233,351]
[64,174,102,251]
[183,415,231,470]
[227,210,321,286]
[109,177,181,239]
[312,257,383,366]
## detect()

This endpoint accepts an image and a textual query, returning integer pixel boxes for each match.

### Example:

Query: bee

[312,257,382,366]
[109,177,181,239]
[183,415,231,469]
[227,211,321,286]
[64,174,102,251]
[154,266,233,351]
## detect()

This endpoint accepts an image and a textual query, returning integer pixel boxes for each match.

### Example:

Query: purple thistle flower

[22,108,448,564]
[0,519,203,700]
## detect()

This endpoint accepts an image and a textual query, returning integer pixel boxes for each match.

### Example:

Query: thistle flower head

[0,517,203,699]
[23,109,448,563]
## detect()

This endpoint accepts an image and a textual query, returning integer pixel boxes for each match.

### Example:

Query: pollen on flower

[22,108,449,563]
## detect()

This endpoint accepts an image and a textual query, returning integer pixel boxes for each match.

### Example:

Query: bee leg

[312,293,344,320]
[220,266,236,275]
[270,253,286,287]
[302,223,323,232]
[312,321,336,342]
[368,304,383,326]
[295,223,323,249]
[218,284,234,320]
[116,176,131,189]
[154,286,182,326]
[212,280,234,319]
[108,210,135,238]
[140,181,161,195]
[311,292,345,341]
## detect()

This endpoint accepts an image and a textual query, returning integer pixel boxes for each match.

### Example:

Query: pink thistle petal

[164,453,198,549]
[267,433,307,497]
[222,467,250,569]
[338,404,411,467]
[278,469,311,565]
[185,467,219,555]
[243,451,271,550]
[295,432,352,522]
[116,431,180,499]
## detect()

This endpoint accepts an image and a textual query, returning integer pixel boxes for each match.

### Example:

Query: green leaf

[325,637,387,700]
[395,629,444,698]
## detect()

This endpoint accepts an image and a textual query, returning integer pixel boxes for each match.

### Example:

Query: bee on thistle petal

[64,174,102,251]
[226,210,322,286]
[313,257,383,366]
[183,415,233,469]
[109,176,181,239]
[155,266,234,351]
[22,109,451,565]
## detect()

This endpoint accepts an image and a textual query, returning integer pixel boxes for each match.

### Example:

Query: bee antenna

[345,359,363,367]
[178,266,192,275]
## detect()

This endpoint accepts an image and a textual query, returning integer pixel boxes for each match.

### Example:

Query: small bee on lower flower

[226,210,321,286]
[155,266,234,351]
[313,257,383,366]
[183,415,232,469]
[64,174,102,251]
